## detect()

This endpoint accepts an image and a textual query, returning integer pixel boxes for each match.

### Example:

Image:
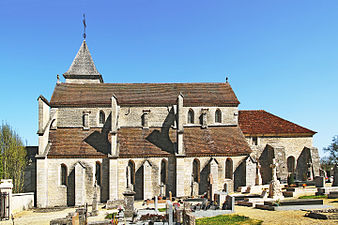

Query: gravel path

[0,199,337,225]
[235,199,338,225]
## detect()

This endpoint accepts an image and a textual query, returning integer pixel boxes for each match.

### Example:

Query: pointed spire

[63,40,103,83]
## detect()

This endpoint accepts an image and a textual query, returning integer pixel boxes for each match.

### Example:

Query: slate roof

[238,110,316,136]
[63,40,103,81]
[50,82,240,107]
[47,126,251,158]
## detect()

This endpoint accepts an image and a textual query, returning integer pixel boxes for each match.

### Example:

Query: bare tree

[0,123,27,193]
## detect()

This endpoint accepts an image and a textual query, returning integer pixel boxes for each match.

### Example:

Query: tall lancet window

[192,159,200,183]
[215,109,222,123]
[126,160,135,189]
[188,109,194,124]
[160,159,168,185]
[99,110,105,125]
[61,164,67,186]
[95,161,101,186]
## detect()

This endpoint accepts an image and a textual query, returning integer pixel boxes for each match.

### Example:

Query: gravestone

[166,200,173,225]
[333,164,338,187]
[268,158,284,200]
[315,176,325,188]
[224,195,235,212]
[192,181,199,197]
[260,189,269,199]
[123,189,136,217]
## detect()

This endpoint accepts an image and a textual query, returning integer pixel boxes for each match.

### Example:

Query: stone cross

[154,196,158,213]
[268,158,284,200]
[91,181,98,216]
[270,158,278,181]
[256,163,262,185]
[307,162,313,180]
[126,166,131,189]
[160,182,165,197]
[169,191,172,201]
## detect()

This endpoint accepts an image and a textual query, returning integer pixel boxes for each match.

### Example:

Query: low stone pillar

[0,179,13,219]
[123,190,136,218]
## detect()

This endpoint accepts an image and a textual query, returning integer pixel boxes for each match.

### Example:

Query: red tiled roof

[183,126,251,156]
[48,128,108,158]
[238,110,316,136]
[50,82,239,107]
[47,126,251,158]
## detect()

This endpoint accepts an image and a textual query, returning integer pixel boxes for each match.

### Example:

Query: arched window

[287,156,295,174]
[215,109,222,123]
[99,111,105,125]
[225,158,233,179]
[95,161,102,186]
[126,160,135,189]
[192,159,200,183]
[61,164,67,186]
[188,109,194,124]
[160,159,168,185]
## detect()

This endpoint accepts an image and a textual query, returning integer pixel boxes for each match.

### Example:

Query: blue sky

[0,0,337,156]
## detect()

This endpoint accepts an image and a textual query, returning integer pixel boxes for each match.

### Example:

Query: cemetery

[1,157,337,224]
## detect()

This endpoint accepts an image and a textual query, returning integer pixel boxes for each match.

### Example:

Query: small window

[95,162,101,186]
[99,111,105,125]
[188,109,194,124]
[82,114,86,127]
[61,164,67,186]
[215,109,222,123]
[252,137,258,145]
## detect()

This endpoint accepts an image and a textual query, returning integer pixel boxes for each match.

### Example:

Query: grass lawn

[196,214,262,225]
[298,195,327,199]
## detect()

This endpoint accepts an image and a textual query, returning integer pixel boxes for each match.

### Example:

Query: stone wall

[12,192,34,213]
[57,107,111,128]
[38,158,108,207]
[247,136,312,161]
[56,106,238,129]
[245,136,316,183]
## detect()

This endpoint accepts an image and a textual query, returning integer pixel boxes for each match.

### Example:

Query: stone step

[255,204,275,211]
[283,191,294,197]
[236,201,253,207]
[264,199,323,206]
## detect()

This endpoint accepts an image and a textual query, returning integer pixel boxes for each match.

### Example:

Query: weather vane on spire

[83,14,87,40]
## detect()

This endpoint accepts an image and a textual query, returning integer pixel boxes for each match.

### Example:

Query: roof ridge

[58,82,232,85]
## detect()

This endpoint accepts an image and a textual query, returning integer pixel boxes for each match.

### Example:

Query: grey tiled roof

[63,40,101,76]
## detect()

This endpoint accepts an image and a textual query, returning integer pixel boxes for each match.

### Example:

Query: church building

[35,39,319,207]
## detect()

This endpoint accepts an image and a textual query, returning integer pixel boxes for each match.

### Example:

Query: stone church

[35,39,319,208]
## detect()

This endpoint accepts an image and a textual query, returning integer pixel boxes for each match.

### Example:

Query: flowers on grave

[140,214,167,222]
